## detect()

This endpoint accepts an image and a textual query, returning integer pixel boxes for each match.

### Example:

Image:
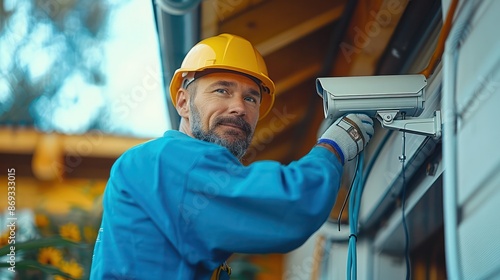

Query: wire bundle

[346,152,364,280]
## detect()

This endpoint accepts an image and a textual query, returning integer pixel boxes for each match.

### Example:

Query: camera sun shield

[316,74,427,120]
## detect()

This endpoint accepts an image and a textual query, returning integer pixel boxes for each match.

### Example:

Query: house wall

[284,1,500,279]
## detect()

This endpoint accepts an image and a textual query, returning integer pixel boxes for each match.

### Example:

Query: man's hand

[318,114,374,165]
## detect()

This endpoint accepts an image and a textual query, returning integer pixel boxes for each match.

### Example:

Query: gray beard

[190,103,253,160]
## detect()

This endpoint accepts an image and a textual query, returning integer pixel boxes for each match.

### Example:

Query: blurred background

[0,0,172,279]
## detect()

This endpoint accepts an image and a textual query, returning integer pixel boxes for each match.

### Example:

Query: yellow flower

[0,231,9,247]
[59,223,81,242]
[54,259,84,280]
[89,183,105,198]
[35,213,50,228]
[37,247,63,266]
[83,226,97,243]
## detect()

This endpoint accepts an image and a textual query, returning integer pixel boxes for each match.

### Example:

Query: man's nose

[228,96,246,116]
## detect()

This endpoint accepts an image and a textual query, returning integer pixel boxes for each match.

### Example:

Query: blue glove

[318,114,374,164]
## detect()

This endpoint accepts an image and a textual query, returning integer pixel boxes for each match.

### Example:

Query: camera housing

[316,74,427,120]
[316,74,441,138]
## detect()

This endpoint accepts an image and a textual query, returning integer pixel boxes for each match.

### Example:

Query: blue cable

[347,152,365,280]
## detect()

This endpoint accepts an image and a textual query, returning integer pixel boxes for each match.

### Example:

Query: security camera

[316,74,427,119]
[316,74,442,138]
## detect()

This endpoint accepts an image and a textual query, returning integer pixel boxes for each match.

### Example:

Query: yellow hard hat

[169,33,276,120]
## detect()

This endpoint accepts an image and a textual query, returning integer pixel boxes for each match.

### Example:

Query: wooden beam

[254,5,345,56]
[274,63,322,96]
[201,0,266,38]
[0,128,149,158]
[332,0,410,76]
[218,0,346,54]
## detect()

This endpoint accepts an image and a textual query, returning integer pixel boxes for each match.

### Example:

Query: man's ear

[175,89,190,118]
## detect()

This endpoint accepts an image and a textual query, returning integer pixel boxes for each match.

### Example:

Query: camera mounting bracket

[376,110,442,138]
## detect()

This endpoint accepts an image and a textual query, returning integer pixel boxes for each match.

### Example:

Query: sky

[100,0,171,137]
[0,0,171,138]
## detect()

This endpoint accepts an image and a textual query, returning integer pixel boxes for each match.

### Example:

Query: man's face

[187,72,261,159]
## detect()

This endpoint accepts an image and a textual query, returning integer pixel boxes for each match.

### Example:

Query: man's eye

[214,89,228,94]
[244,96,257,103]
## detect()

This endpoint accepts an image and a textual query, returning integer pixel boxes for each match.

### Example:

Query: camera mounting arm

[376,110,442,138]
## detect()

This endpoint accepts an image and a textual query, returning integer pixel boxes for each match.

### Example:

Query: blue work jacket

[90,130,343,279]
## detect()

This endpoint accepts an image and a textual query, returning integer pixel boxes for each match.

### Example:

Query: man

[90,33,374,279]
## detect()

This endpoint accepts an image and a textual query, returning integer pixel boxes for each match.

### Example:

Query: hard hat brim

[170,66,275,120]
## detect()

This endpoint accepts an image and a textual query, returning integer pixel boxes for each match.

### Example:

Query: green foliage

[0,237,81,279]
[0,0,118,128]
[6,260,74,279]
[0,203,101,279]
[228,254,261,280]
[0,236,82,256]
